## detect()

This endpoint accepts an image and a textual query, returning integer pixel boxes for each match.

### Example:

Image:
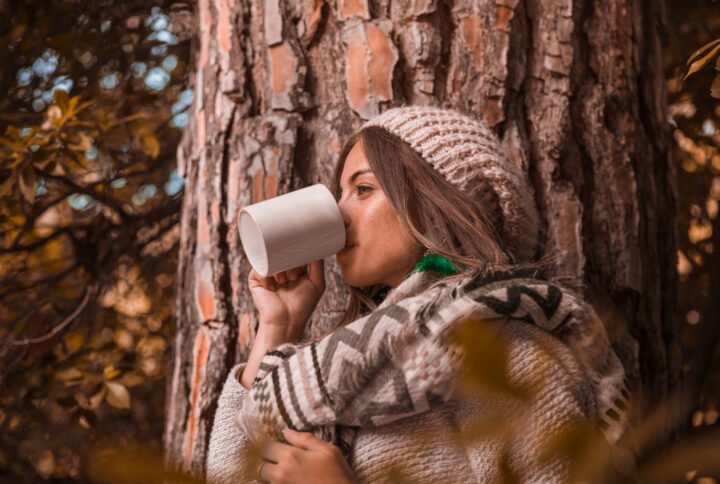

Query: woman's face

[336,141,422,288]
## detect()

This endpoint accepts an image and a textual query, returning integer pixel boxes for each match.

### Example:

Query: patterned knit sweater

[206,269,627,483]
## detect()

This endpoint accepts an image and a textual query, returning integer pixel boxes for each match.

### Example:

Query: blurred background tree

[660,0,720,481]
[0,0,192,481]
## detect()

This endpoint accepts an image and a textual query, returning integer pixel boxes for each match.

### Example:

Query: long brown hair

[331,126,549,325]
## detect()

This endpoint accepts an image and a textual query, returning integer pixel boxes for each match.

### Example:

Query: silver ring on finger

[257,462,268,483]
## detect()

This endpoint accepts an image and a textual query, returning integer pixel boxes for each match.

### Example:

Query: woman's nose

[338,199,351,228]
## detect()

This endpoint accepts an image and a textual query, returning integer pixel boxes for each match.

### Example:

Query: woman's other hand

[258,429,355,484]
[248,259,325,342]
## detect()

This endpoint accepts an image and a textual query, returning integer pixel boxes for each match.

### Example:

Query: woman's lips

[337,244,355,257]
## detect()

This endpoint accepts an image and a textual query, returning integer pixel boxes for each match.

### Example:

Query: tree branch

[11,284,95,346]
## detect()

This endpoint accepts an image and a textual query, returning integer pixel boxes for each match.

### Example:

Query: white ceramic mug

[238,184,346,277]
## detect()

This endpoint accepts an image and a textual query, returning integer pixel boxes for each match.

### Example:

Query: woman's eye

[356,185,372,195]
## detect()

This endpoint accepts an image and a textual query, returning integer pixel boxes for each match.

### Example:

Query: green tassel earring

[405,251,463,278]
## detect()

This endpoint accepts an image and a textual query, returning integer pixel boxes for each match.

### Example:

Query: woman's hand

[258,429,355,484]
[248,259,325,342]
[241,260,325,389]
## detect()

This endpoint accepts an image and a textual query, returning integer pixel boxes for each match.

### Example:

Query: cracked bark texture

[164,0,679,476]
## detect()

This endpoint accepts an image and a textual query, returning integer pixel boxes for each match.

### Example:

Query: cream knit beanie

[363,105,540,262]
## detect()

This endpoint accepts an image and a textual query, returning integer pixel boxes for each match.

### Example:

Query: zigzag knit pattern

[236,267,630,456]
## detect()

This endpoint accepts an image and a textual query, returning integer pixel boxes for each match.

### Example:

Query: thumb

[307,259,325,295]
[282,428,324,450]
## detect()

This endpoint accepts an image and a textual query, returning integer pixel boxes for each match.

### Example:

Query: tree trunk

[164,0,678,476]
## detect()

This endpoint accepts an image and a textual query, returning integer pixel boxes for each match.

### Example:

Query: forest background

[0,0,719,482]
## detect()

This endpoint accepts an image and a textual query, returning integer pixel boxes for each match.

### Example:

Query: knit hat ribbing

[362,106,540,262]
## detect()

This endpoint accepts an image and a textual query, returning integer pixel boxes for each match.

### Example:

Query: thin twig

[11,285,95,346]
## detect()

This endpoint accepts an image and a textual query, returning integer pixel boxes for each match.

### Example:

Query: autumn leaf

[18,164,37,203]
[711,74,720,99]
[684,42,720,80]
[47,105,62,124]
[89,386,108,409]
[687,38,720,66]
[0,174,14,198]
[55,367,83,385]
[140,133,160,158]
[54,89,70,113]
[105,381,131,409]
[67,132,93,152]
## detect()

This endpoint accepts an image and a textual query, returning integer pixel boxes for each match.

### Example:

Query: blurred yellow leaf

[68,132,93,152]
[0,174,14,198]
[19,165,36,203]
[47,105,62,123]
[685,43,720,80]
[140,133,160,158]
[56,367,83,384]
[105,381,131,409]
[687,39,720,66]
[65,330,85,353]
[103,364,121,380]
[453,319,526,400]
[711,74,720,99]
[54,89,70,113]
[118,372,146,388]
[89,387,107,409]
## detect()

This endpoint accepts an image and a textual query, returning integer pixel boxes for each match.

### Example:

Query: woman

[206,106,630,483]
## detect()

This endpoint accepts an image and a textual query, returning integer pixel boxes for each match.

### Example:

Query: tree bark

[164,0,679,476]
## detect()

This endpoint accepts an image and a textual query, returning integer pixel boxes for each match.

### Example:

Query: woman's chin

[338,263,371,288]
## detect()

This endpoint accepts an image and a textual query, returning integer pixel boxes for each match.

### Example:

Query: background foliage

[0,0,719,482]
[0,0,191,480]
[664,2,720,482]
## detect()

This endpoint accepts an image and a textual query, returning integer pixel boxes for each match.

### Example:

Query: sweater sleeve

[206,363,258,484]
[457,319,597,484]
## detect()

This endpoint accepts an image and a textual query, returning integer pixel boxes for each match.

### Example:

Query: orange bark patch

[198,196,210,245]
[496,6,515,32]
[218,0,232,52]
[484,97,503,127]
[196,278,216,321]
[305,0,324,40]
[366,24,395,101]
[198,108,206,149]
[269,42,297,93]
[460,15,484,70]
[239,313,251,348]
[264,148,280,199]
[253,167,265,203]
[227,157,242,213]
[340,0,369,20]
[346,37,370,112]
[182,328,210,462]
[211,201,220,225]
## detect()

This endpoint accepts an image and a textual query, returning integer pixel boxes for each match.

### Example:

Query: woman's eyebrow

[348,169,372,183]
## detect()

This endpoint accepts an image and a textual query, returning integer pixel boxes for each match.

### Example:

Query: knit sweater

[206,269,619,483]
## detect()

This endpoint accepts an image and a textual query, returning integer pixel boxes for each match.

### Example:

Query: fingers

[286,266,301,282]
[307,259,326,295]
[282,428,324,451]
[271,266,308,286]
[251,263,319,291]
[258,460,274,482]
[261,440,288,464]
[273,271,287,285]
[249,268,277,291]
